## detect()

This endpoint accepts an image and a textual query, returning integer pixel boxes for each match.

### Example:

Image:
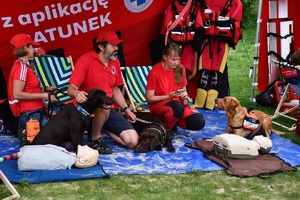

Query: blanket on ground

[185,140,297,177]
[1,109,300,183]
[99,110,300,175]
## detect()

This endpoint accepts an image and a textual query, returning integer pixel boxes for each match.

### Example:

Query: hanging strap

[220,0,232,17]
[165,0,193,45]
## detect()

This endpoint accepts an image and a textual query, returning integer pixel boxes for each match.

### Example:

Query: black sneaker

[88,138,113,154]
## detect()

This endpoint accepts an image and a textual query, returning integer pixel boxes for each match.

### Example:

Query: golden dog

[215,96,283,138]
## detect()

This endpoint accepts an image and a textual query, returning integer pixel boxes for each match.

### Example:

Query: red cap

[96,30,123,45]
[10,34,40,51]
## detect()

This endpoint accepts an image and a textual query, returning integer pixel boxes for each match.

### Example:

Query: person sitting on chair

[7,34,57,129]
[146,42,205,133]
[67,30,139,154]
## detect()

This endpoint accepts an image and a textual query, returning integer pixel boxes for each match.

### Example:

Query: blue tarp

[1,109,299,183]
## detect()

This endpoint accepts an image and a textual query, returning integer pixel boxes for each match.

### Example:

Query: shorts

[103,109,134,136]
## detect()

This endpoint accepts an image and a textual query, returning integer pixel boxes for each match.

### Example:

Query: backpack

[255,79,278,107]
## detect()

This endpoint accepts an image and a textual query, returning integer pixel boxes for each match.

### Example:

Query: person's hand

[41,93,57,102]
[125,109,136,123]
[169,89,186,98]
[49,94,58,102]
[45,86,56,92]
[182,95,189,105]
[74,91,88,103]
[169,91,182,98]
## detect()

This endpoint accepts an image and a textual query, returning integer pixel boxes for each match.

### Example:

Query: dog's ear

[91,89,113,106]
[223,98,238,117]
[231,98,240,108]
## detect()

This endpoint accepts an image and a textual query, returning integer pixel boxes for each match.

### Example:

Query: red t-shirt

[69,51,123,97]
[146,62,187,96]
[8,59,45,113]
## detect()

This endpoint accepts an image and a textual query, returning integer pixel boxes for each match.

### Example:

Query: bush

[241,0,259,29]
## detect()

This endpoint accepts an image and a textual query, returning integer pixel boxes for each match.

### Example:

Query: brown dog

[130,112,175,153]
[215,96,283,138]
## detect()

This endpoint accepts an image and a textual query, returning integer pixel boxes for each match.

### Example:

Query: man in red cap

[8,34,57,133]
[68,30,138,154]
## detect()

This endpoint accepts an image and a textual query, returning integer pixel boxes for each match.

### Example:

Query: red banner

[0,0,172,82]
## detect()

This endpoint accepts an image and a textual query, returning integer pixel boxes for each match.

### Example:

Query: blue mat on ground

[1,109,300,183]
[0,134,109,184]
[99,109,300,175]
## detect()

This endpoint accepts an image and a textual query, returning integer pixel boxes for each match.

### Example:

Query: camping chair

[33,56,74,116]
[271,60,300,131]
[0,170,20,199]
[121,66,152,112]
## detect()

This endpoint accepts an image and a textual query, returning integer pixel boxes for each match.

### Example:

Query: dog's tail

[271,128,285,135]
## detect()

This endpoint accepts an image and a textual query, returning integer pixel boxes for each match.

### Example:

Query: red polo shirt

[8,59,45,113]
[146,62,187,96]
[69,51,123,97]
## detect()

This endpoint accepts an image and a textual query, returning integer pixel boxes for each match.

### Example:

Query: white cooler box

[212,134,260,159]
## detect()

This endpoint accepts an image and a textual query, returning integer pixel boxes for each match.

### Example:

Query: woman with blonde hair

[146,42,205,133]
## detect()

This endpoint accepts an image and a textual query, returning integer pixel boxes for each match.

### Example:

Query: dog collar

[147,122,167,146]
[234,112,240,117]
[73,101,94,118]
[135,118,167,146]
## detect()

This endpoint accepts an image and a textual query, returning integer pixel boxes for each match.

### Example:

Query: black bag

[255,79,278,107]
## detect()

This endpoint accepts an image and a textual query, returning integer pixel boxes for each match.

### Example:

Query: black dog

[131,112,175,153]
[32,89,113,152]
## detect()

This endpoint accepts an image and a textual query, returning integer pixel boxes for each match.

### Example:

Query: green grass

[1,28,300,200]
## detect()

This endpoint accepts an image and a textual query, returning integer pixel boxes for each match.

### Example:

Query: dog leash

[135,117,152,124]
[211,113,227,127]
[135,118,167,133]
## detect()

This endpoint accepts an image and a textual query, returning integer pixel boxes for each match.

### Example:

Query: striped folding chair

[121,66,152,112]
[33,56,74,103]
[33,56,74,116]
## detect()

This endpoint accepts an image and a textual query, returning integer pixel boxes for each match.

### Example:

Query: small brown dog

[215,96,283,138]
[130,112,175,153]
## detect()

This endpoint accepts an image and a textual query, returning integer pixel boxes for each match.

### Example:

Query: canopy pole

[250,0,263,102]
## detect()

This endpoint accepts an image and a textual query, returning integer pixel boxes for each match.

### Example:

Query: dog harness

[243,112,259,131]
[227,111,260,138]
[73,101,94,118]
[136,118,167,146]
[147,124,167,146]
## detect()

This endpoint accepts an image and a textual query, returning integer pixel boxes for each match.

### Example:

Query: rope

[211,113,227,127]
[47,87,69,118]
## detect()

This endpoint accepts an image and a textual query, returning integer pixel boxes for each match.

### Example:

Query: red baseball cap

[10,34,40,51]
[96,30,123,45]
